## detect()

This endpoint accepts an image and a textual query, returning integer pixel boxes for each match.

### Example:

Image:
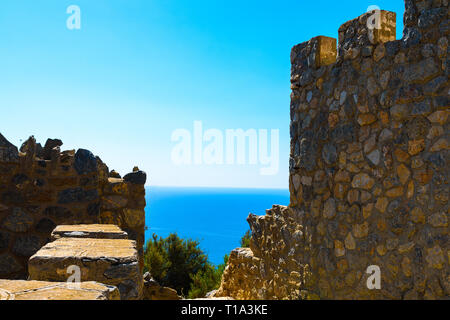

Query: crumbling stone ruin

[0,133,147,299]
[216,0,449,299]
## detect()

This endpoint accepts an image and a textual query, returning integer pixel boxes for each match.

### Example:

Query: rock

[323,198,336,219]
[12,235,41,257]
[345,232,356,250]
[396,164,410,185]
[411,100,431,116]
[28,237,142,300]
[57,188,98,204]
[379,128,393,142]
[0,231,11,251]
[418,8,446,29]
[334,240,345,257]
[35,218,57,234]
[373,44,385,62]
[386,186,404,198]
[410,207,425,224]
[109,170,121,178]
[367,149,381,166]
[427,110,448,125]
[357,114,377,126]
[51,224,128,240]
[351,173,375,190]
[408,139,425,156]
[427,212,448,228]
[102,195,128,210]
[123,170,147,185]
[322,143,337,165]
[0,254,22,276]
[423,76,447,95]
[42,206,73,221]
[0,133,19,162]
[390,105,409,120]
[0,280,120,300]
[122,209,145,228]
[394,148,410,162]
[143,272,181,300]
[398,242,415,254]
[347,189,359,204]
[375,197,389,213]
[74,149,97,175]
[352,222,369,239]
[43,138,63,160]
[430,138,449,152]
[2,208,34,232]
[403,57,440,83]
[425,245,445,269]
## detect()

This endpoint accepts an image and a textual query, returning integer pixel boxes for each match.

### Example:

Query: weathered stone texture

[0,134,146,279]
[51,224,128,240]
[0,280,120,300]
[28,237,143,300]
[217,1,449,300]
[142,272,181,300]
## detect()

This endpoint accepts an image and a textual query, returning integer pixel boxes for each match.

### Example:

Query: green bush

[144,233,228,298]
[240,229,252,248]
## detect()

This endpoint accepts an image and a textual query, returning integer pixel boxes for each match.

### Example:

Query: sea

[144,186,290,266]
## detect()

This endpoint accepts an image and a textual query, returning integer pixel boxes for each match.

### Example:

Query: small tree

[144,233,208,296]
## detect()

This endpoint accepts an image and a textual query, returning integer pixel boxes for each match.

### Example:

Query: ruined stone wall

[0,134,146,279]
[217,0,449,299]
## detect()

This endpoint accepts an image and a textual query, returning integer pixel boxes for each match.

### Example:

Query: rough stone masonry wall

[0,134,146,279]
[217,0,449,299]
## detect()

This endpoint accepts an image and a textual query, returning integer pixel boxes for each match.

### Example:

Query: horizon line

[145,185,289,191]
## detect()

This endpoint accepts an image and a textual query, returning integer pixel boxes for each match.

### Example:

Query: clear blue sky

[0,0,405,188]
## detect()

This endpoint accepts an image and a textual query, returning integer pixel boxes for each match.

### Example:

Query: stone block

[51,224,128,240]
[0,280,119,300]
[28,238,142,300]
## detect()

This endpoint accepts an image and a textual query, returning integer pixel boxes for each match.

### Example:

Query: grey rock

[123,170,147,185]
[35,218,57,234]
[74,149,98,175]
[43,138,63,160]
[0,133,19,162]
[57,188,98,204]
[411,100,431,116]
[0,230,11,251]
[403,58,440,83]
[418,8,446,29]
[322,143,337,165]
[12,235,41,257]
[423,76,447,95]
[0,253,23,276]
[42,206,73,221]
[367,149,381,166]
[2,208,33,232]
[402,27,421,47]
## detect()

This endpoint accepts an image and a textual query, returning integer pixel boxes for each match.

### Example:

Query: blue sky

[0,0,405,188]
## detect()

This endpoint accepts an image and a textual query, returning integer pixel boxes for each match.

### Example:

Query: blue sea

[145,187,290,265]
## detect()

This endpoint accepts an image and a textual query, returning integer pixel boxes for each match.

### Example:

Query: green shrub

[240,229,252,248]
[144,233,229,298]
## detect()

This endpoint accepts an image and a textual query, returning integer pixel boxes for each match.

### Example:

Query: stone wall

[216,0,449,300]
[0,134,146,279]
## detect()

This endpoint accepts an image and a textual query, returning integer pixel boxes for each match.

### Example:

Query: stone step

[0,279,119,300]
[51,224,128,240]
[28,237,143,300]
